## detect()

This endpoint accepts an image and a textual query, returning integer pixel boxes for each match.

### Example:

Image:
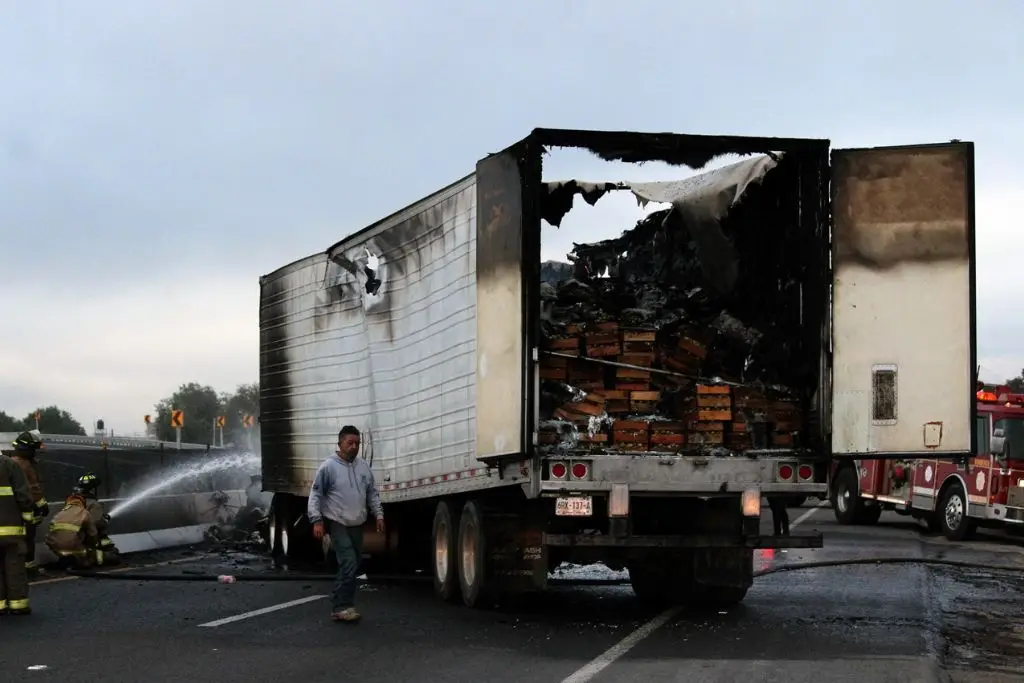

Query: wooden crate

[612,419,650,450]
[772,432,795,447]
[540,366,567,381]
[592,389,630,414]
[585,332,621,357]
[547,336,581,353]
[630,390,661,413]
[687,429,725,445]
[650,421,686,449]
[619,352,656,367]
[676,336,708,359]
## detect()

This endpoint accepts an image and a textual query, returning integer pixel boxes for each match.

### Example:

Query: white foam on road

[559,499,829,683]
[198,594,328,628]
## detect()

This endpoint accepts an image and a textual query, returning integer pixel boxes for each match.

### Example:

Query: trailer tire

[831,467,862,525]
[938,481,977,541]
[431,501,461,603]
[628,562,676,605]
[457,500,492,609]
[268,497,290,566]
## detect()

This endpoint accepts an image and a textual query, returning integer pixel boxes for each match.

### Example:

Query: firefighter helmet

[12,429,43,452]
[74,472,101,497]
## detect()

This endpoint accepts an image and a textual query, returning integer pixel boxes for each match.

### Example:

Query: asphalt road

[5,503,1024,683]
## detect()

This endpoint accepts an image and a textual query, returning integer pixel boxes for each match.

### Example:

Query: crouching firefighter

[0,448,35,615]
[10,430,48,576]
[75,473,120,566]
[44,489,99,570]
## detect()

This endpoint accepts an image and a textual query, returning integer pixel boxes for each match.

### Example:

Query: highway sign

[242,415,254,428]
[170,410,184,428]
[216,415,225,428]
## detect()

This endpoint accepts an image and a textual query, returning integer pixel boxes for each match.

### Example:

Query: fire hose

[65,556,1024,584]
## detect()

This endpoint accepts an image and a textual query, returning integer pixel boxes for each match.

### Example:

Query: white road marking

[197,594,328,628]
[561,607,682,683]
[559,498,829,683]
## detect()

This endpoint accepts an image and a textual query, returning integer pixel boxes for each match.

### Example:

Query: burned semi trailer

[258,129,976,609]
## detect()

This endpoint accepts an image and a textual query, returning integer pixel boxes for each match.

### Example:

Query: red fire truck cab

[831,386,1024,541]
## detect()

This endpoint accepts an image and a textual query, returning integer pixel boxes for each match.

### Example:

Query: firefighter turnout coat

[45,496,99,562]
[0,452,34,611]
[11,452,47,523]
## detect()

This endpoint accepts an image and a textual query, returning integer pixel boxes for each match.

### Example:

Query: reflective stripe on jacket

[0,454,33,536]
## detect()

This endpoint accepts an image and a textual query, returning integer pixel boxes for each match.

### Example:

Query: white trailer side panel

[261,176,515,501]
[830,143,975,456]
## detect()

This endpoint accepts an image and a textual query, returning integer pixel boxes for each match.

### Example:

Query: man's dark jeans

[327,520,364,610]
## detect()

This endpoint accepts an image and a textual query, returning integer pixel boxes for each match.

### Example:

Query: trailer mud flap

[487,515,548,592]
[693,548,753,589]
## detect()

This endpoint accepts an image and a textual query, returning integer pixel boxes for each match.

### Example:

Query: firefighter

[44,488,99,570]
[0,448,34,615]
[10,430,48,575]
[74,473,120,566]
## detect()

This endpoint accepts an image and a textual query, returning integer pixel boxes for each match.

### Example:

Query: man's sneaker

[331,608,361,623]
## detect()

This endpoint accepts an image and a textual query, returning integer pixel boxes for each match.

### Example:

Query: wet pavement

[3,502,1024,683]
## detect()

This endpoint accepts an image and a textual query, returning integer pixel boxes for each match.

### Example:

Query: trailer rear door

[830,142,976,458]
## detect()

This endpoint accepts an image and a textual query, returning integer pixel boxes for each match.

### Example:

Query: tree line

[0,382,259,446]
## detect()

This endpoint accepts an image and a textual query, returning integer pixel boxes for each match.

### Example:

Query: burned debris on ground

[539,157,812,458]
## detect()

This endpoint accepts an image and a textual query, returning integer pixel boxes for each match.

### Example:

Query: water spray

[107,452,261,519]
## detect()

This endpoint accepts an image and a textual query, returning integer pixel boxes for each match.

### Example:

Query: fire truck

[831,383,1024,541]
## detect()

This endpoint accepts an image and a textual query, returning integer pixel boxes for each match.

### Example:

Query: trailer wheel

[628,562,675,605]
[431,501,460,602]
[268,497,290,566]
[458,500,493,609]
[938,481,977,541]
[831,467,862,525]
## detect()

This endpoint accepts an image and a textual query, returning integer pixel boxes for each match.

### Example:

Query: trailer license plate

[555,496,593,517]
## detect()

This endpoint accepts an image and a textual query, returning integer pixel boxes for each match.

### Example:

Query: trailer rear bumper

[543,532,823,550]
[537,454,827,496]
[539,482,828,495]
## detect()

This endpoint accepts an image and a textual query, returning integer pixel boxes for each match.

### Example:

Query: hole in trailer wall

[534,147,820,456]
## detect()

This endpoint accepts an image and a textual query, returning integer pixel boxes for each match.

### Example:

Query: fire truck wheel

[431,500,461,603]
[938,482,977,542]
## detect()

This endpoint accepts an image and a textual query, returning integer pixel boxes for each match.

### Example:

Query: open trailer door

[830,142,976,459]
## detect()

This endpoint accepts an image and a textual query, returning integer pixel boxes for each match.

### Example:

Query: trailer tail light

[549,462,568,480]
[777,464,795,481]
[797,464,814,481]
[570,462,590,480]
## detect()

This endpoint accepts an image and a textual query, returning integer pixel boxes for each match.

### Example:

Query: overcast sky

[1,1,1020,435]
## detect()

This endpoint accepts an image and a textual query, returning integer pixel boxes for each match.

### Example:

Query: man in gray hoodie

[308,425,384,623]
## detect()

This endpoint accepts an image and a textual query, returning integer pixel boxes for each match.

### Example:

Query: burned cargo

[538,154,813,456]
